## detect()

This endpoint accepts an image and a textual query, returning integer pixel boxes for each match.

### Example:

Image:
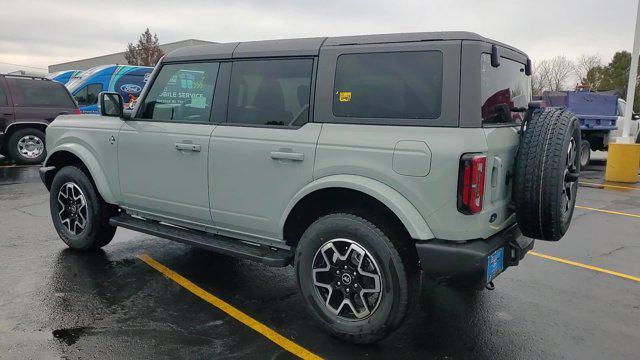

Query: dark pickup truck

[0,75,79,164]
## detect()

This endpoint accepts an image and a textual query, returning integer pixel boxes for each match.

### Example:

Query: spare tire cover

[513,108,581,241]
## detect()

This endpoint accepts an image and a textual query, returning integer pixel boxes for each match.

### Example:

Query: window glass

[74,83,102,106]
[8,79,75,108]
[333,52,442,119]
[140,62,219,122]
[0,83,7,106]
[481,54,531,124]
[228,59,313,126]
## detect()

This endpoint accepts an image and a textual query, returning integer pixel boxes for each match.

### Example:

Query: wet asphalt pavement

[0,156,639,359]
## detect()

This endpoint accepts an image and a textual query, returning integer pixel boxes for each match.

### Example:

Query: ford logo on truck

[120,84,142,94]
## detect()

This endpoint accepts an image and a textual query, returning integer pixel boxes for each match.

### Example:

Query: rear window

[8,78,75,108]
[481,54,531,124]
[333,51,443,119]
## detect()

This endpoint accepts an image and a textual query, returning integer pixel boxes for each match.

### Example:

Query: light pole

[621,0,640,142]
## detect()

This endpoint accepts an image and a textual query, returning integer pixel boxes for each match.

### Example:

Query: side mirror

[99,92,124,118]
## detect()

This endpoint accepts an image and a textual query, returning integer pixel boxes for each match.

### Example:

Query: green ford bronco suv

[40,32,581,343]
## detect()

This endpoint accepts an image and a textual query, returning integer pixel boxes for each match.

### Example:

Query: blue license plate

[487,247,505,283]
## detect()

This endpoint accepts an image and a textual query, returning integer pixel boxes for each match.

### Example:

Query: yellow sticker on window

[339,91,352,102]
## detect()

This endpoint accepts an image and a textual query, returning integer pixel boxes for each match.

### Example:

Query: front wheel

[295,213,419,344]
[49,166,117,251]
[7,128,46,164]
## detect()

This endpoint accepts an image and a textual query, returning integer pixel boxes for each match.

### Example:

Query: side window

[333,51,443,119]
[74,87,88,106]
[228,59,313,127]
[140,62,219,123]
[75,83,102,106]
[0,82,7,106]
[8,79,76,108]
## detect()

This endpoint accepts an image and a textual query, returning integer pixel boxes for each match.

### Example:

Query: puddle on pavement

[52,326,92,346]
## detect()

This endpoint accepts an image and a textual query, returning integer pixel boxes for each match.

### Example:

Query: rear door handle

[270,151,304,161]
[175,142,201,152]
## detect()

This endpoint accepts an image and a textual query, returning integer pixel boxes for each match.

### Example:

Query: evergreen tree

[124,28,164,66]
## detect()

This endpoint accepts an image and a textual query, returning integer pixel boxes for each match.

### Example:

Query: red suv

[0,75,79,164]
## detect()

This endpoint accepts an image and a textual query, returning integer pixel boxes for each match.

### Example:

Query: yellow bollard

[604,143,640,183]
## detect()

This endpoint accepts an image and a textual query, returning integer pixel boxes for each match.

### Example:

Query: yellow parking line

[137,254,322,360]
[575,205,640,219]
[579,181,640,191]
[529,251,640,283]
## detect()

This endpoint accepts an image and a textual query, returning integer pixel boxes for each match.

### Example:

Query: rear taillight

[458,153,487,214]
[74,108,81,115]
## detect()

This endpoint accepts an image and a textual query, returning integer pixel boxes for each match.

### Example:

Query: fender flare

[5,121,49,133]
[280,174,435,240]
[44,143,117,204]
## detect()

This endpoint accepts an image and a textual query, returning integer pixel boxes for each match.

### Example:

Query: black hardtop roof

[162,31,527,62]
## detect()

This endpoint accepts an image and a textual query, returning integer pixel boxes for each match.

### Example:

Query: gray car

[39,32,581,343]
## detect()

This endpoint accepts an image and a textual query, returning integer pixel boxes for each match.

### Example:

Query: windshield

[480,54,531,124]
[66,65,112,93]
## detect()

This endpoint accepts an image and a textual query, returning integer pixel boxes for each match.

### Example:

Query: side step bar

[109,214,293,267]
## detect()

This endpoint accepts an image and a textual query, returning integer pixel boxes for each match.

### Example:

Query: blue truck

[65,65,152,114]
[538,90,639,167]
[47,70,84,85]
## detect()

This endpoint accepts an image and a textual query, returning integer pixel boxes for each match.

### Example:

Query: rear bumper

[415,223,533,290]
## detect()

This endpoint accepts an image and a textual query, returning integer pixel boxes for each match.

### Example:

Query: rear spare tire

[514,108,581,241]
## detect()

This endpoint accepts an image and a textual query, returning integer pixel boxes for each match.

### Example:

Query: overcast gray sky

[0,0,636,73]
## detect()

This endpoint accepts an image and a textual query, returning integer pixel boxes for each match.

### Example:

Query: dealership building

[48,39,214,73]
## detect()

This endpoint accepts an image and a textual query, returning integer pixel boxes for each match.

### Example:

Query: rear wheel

[579,139,591,168]
[295,212,419,344]
[50,166,117,250]
[7,128,46,165]
[514,108,581,241]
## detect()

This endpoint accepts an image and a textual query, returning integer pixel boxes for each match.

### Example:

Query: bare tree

[532,59,552,96]
[574,54,602,89]
[547,56,575,91]
[124,28,164,66]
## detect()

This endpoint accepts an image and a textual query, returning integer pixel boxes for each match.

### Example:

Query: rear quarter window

[481,54,531,124]
[333,51,443,120]
[8,79,75,108]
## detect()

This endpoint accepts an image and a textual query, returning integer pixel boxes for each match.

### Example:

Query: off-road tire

[295,212,420,344]
[50,166,117,250]
[514,108,581,241]
[579,139,590,169]
[7,128,46,165]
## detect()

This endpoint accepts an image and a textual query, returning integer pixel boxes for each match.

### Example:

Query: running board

[109,214,293,267]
